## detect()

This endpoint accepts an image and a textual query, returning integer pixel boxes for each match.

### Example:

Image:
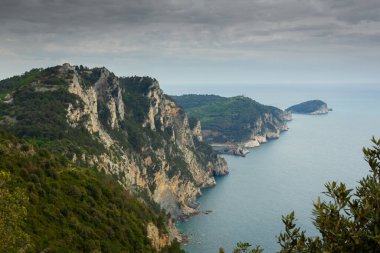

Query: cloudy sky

[1,0,380,85]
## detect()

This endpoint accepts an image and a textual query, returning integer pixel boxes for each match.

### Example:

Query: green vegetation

[0,69,161,164]
[0,171,30,252]
[0,66,195,253]
[0,66,213,188]
[285,100,327,114]
[120,76,158,95]
[223,137,380,252]
[231,242,263,253]
[171,94,287,143]
[0,67,105,158]
[120,76,154,123]
[0,66,230,253]
[0,67,221,180]
[171,94,226,110]
[0,130,184,253]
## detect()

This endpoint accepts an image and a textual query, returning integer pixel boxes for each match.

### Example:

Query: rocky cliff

[171,94,292,147]
[0,129,187,252]
[0,64,228,222]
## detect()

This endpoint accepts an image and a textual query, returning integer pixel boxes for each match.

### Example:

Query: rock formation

[172,94,292,147]
[0,64,228,221]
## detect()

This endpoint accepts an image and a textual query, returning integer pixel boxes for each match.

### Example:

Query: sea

[162,83,380,253]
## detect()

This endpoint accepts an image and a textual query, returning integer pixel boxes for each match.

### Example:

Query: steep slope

[0,130,184,253]
[286,100,330,115]
[0,64,228,220]
[171,94,292,147]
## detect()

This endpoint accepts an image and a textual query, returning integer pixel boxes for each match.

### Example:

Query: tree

[218,242,263,253]
[0,171,30,252]
[227,137,380,252]
[278,137,380,252]
[232,242,263,253]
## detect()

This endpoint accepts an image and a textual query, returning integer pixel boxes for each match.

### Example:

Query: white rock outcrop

[62,64,228,220]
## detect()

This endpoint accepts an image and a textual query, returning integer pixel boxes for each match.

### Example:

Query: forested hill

[171,94,291,144]
[0,64,230,251]
[0,130,184,253]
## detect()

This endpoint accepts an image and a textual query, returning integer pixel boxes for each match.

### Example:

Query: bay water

[163,84,380,253]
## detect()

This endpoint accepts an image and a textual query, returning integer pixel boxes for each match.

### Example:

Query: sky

[1,0,380,86]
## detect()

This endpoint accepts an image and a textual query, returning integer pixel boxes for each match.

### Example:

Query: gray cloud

[0,0,379,84]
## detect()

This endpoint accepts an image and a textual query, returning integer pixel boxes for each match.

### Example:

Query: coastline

[208,127,290,157]
[176,128,291,245]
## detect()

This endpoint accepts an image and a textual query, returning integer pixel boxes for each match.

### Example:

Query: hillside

[171,94,291,146]
[0,130,185,253]
[0,64,229,248]
[286,100,330,114]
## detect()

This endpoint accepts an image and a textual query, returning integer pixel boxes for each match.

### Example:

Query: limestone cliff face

[172,94,292,146]
[147,222,170,250]
[242,110,291,148]
[0,63,229,249]
[310,104,329,115]
[190,120,203,142]
[61,64,228,221]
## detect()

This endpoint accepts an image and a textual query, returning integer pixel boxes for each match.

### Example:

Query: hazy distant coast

[286,100,331,115]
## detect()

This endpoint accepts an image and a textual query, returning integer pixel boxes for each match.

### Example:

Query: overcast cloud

[1,0,380,85]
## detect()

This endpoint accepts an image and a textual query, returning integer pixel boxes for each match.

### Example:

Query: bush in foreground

[223,137,380,253]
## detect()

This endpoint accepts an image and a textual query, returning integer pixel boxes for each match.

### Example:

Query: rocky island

[286,100,331,115]
[171,94,292,153]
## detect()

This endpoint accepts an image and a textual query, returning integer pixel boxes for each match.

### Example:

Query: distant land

[286,100,331,115]
[171,94,291,149]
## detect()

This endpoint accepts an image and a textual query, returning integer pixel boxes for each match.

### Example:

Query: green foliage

[218,242,263,253]
[171,94,226,110]
[79,67,102,87]
[120,76,158,95]
[160,240,186,253]
[0,66,207,189]
[227,137,380,252]
[0,69,106,158]
[0,69,41,95]
[166,151,194,180]
[277,212,322,252]
[172,95,285,143]
[0,171,30,252]
[120,77,152,123]
[0,130,184,253]
[232,242,263,253]
[116,76,164,153]
[0,67,223,252]
[309,137,380,252]
[0,66,68,96]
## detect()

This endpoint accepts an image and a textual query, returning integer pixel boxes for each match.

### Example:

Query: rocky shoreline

[209,125,290,157]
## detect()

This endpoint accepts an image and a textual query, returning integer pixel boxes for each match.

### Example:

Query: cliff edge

[171,94,292,149]
[0,64,228,220]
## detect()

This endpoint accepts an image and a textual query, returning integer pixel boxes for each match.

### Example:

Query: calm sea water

[163,84,380,253]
